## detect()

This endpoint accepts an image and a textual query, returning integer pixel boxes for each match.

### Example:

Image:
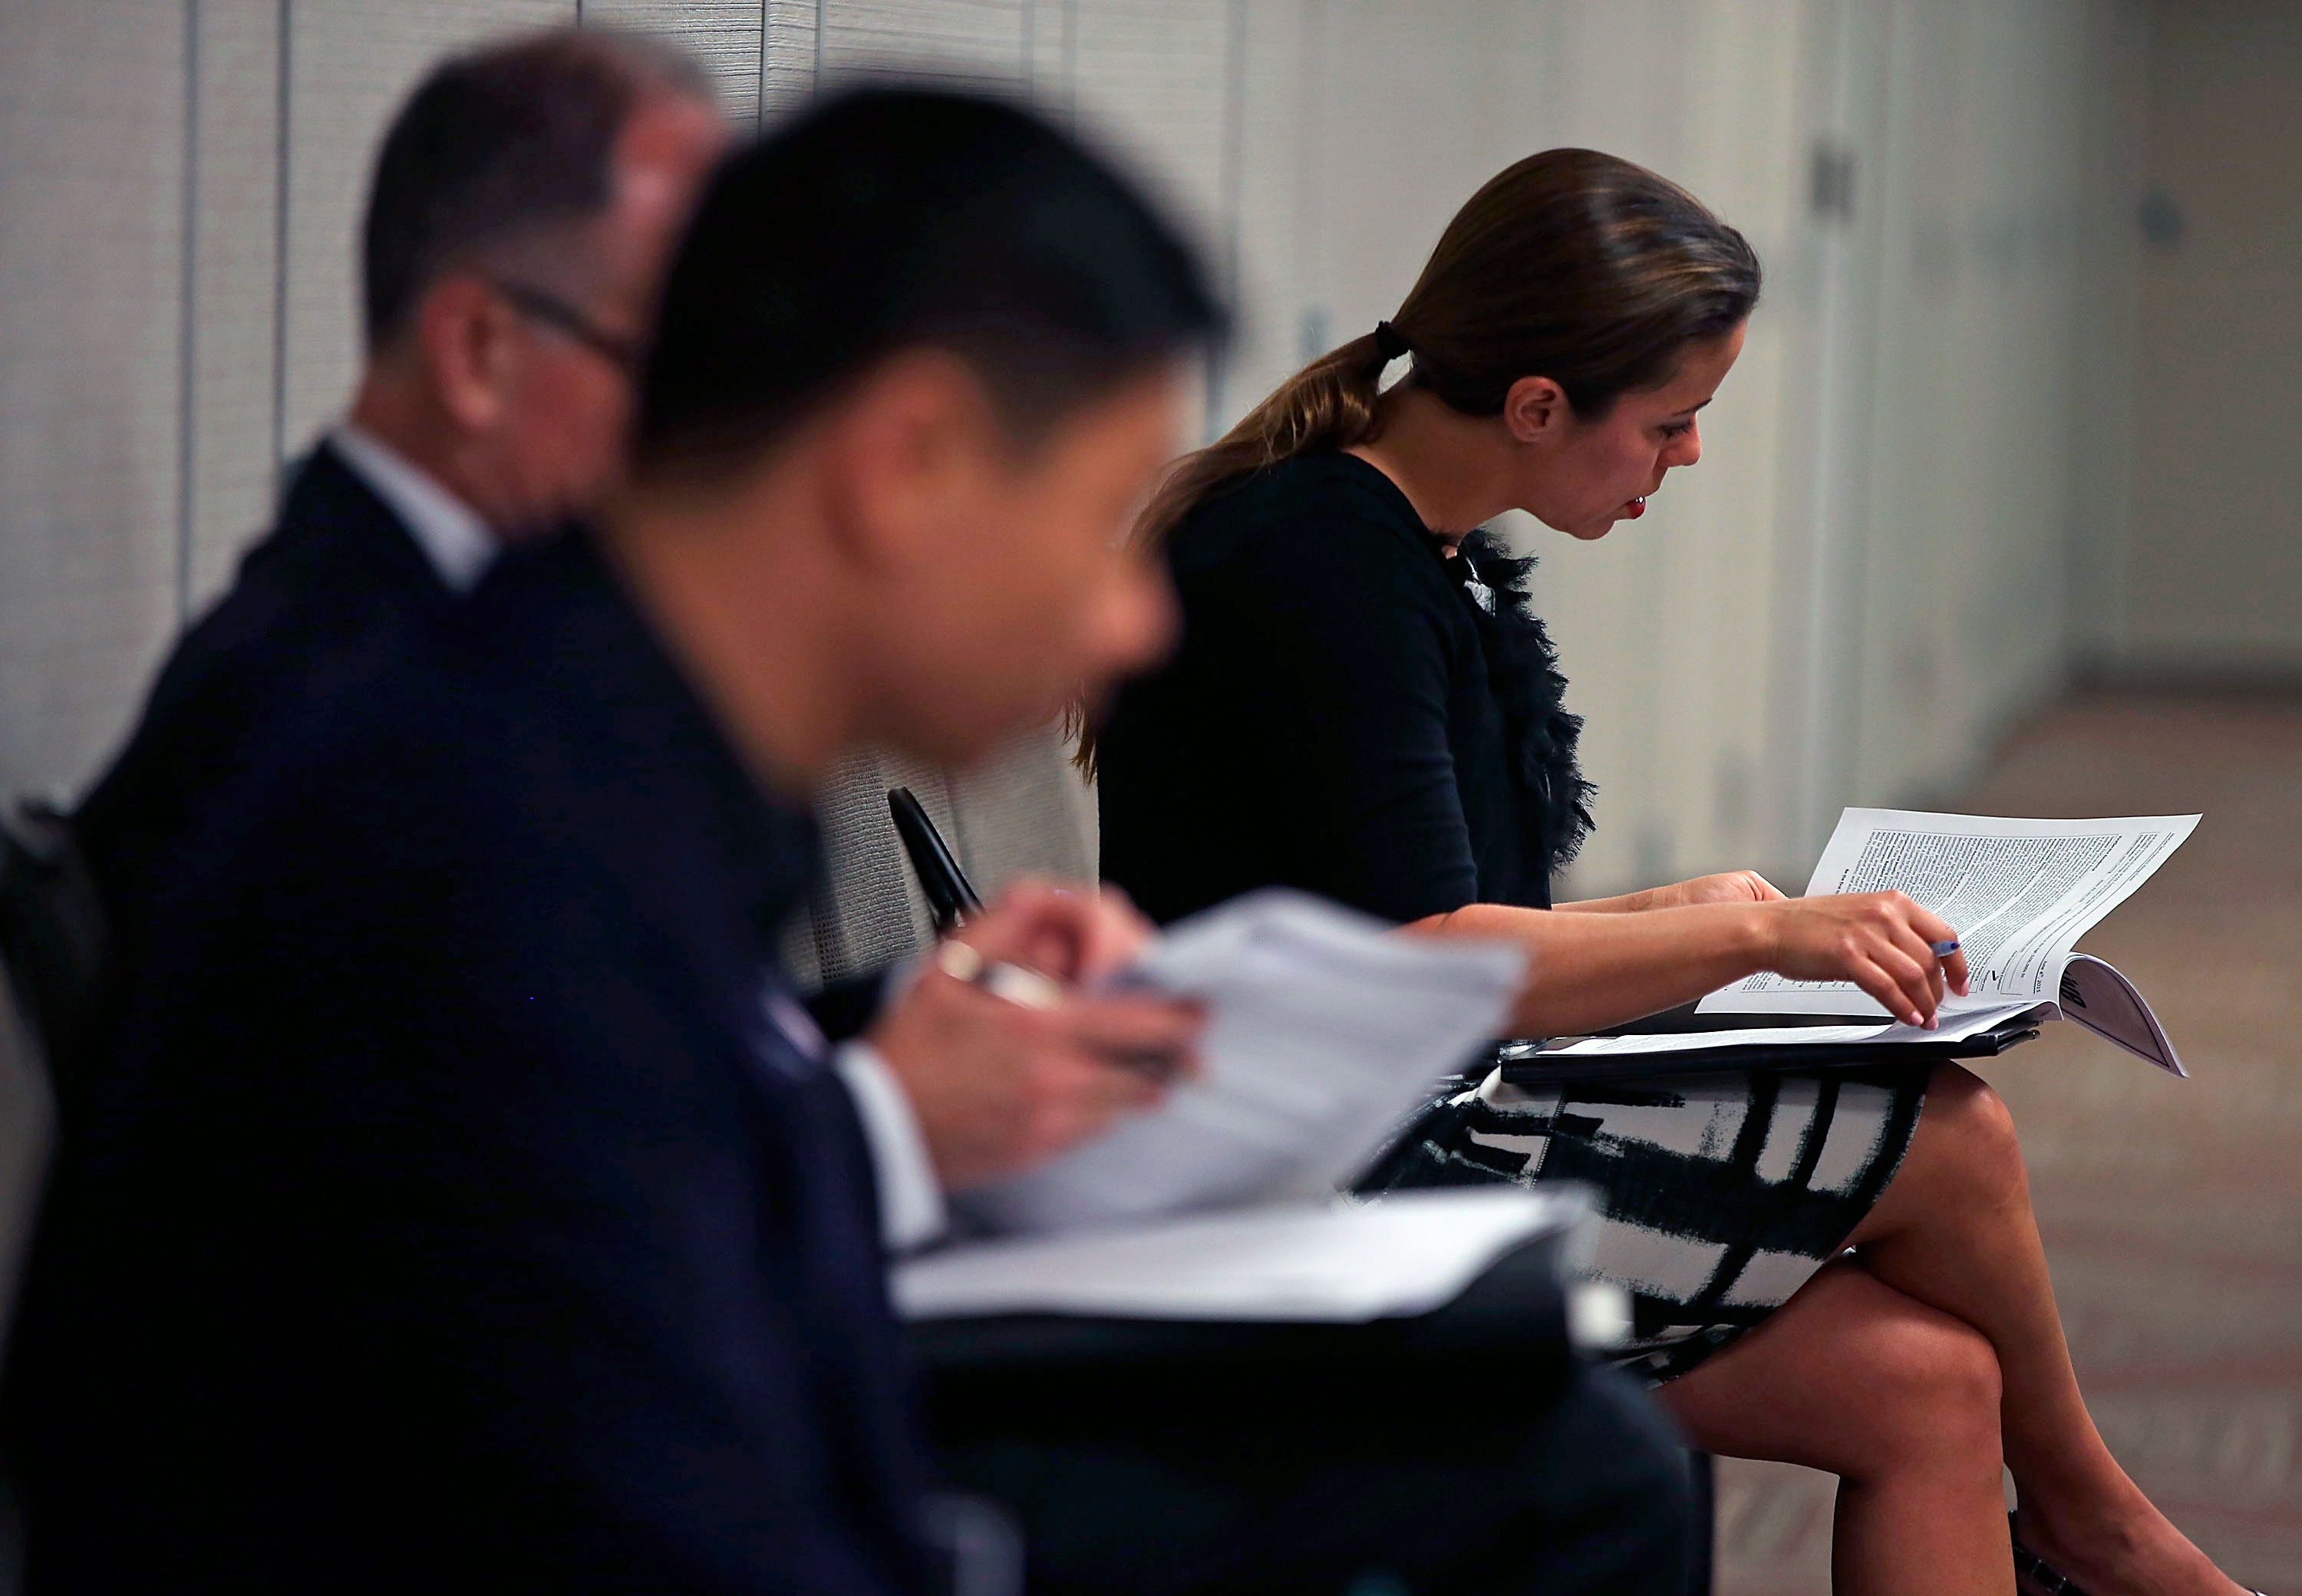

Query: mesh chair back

[780,724,1097,988]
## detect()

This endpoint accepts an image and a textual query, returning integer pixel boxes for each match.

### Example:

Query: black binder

[913,1225,1575,1431]
[1496,1004,2044,1086]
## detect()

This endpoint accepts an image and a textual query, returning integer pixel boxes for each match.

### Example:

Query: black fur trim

[1446,528,1596,874]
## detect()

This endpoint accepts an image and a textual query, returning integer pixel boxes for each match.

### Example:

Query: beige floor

[1716,691,2302,1594]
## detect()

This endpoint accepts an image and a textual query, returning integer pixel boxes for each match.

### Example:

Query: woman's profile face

[1516,319,1746,541]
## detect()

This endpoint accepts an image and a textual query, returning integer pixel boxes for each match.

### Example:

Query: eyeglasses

[490,277,645,376]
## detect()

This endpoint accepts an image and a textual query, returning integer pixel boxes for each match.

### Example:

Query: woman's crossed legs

[1658,1064,2242,1596]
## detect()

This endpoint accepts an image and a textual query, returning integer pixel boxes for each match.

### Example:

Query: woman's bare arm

[1405,892,1970,1037]
[1554,870,1786,915]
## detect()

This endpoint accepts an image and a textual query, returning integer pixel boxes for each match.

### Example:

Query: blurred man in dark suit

[10,86,1690,1595]
[73,30,726,968]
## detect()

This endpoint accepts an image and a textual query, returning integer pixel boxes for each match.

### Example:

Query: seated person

[5,90,1687,1595]
[1093,147,2248,1595]
[73,28,724,973]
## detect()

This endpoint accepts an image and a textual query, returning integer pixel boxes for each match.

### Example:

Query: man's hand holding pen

[867,878,1205,1190]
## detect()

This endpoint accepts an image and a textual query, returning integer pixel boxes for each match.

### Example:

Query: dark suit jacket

[1097,452,1556,926]
[7,533,936,1594]
[70,443,889,1054]
[74,442,455,971]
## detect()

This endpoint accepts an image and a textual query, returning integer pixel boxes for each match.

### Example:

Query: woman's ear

[1502,374,1569,445]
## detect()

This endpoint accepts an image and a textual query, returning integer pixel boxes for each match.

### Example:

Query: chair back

[780,725,1097,988]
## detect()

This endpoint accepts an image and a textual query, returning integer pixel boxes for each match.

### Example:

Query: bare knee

[1841,1313,2005,1482]
[1920,1064,2029,1209]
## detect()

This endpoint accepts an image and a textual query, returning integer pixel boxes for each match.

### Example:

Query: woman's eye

[1658,421,1694,440]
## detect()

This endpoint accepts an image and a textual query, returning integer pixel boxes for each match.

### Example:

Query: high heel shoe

[2010,1512,2271,1596]
[2010,1518,2092,1596]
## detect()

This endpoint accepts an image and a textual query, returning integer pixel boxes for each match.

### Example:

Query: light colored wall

[2122,0,2302,674]
[0,0,2144,892]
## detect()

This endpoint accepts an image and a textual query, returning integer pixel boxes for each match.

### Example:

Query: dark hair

[361,28,711,348]
[1132,147,1760,555]
[632,87,1225,484]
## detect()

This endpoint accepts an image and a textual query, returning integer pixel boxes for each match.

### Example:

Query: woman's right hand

[1752,892,1971,1027]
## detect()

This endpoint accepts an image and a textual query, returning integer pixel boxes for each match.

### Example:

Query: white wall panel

[583,0,763,124]
[1219,0,1311,430]
[760,0,822,119]
[1637,0,1806,879]
[1843,0,2095,817]
[1020,0,1073,117]
[820,0,1027,91]
[279,0,573,467]
[185,0,285,612]
[1064,0,1228,242]
[1308,0,1488,356]
[1062,0,1230,433]
[0,0,186,803]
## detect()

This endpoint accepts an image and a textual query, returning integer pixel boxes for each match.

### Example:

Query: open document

[956,889,1525,1236]
[1693,808,2195,1075]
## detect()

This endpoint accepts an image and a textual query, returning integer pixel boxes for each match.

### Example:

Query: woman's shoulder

[1168,451,1443,589]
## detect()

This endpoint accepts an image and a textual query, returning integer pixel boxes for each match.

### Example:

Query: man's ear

[1502,374,1571,445]
[824,351,998,579]
[414,275,518,434]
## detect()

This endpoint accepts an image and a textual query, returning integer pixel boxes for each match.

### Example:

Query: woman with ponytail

[1093,150,2248,1596]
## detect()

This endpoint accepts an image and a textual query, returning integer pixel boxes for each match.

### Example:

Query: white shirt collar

[328,424,498,594]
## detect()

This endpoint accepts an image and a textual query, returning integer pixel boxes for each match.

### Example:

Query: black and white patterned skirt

[1362,1063,1930,1383]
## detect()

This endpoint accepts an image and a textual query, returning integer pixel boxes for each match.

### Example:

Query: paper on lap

[955,889,1526,1236]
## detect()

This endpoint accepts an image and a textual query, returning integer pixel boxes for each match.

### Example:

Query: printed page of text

[1700,809,2198,1017]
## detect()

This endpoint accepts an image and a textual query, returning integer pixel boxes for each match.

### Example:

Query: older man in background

[72,29,724,961]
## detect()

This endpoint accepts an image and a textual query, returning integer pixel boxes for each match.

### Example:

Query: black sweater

[1098,450,1590,927]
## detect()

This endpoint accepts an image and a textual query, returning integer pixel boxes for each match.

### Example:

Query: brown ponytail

[1076,147,1760,770]
[1127,328,1397,566]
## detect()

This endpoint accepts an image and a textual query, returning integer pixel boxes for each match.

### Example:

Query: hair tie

[1373,319,1411,361]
